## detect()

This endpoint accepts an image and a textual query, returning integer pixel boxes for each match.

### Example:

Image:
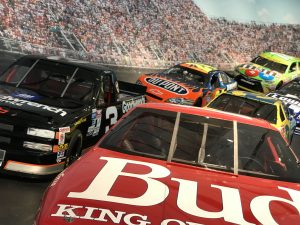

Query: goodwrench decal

[0,95,67,116]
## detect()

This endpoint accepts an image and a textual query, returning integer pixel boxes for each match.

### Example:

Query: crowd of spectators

[0,0,299,69]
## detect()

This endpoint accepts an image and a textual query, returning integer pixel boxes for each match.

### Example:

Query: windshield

[162,65,208,85]
[99,108,300,182]
[250,56,288,74]
[0,58,96,104]
[208,94,277,124]
[278,80,300,98]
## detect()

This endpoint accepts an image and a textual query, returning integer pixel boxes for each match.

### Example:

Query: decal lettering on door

[51,157,300,225]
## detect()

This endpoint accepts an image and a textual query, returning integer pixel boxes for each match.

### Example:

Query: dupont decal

[52,157,300,225]
[122,96,146,114]
[145,77,188,95]
[0,95,67,117]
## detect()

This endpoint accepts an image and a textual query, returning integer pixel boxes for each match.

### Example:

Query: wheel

[64,130,83,168]
[194,97,202,107]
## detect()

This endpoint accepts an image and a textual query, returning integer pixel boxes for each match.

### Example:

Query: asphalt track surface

[0,52,300,225]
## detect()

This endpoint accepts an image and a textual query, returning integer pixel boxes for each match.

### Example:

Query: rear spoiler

[119,81,146,96]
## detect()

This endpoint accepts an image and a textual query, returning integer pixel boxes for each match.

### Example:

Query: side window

[282,104,290,119]
[64,68,96,103]
[280,106,286,122]
[208,94,231,110]
[221,73,229,84]
[210,75,220,88]
[289,62,297,73]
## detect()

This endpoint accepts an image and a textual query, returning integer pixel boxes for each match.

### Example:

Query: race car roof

[13,54,112,73]
[136,102,277,131]
[224,90,280,105]
[259,52,300,64]
[179,62,217,74]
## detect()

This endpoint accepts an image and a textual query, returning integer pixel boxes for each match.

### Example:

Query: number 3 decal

[105,106,118,132]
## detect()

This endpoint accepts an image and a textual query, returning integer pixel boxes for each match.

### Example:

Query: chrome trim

[4,161,64,175]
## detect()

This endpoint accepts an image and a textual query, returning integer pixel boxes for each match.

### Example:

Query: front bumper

[3,160,64,176]
[235,75,267,93]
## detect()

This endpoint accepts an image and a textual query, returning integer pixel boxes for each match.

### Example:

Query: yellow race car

[206,90,296,142]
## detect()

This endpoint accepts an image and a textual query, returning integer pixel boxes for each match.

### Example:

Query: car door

[278,103,293,141]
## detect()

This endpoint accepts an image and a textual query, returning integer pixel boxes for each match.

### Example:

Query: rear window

[208,94,277,124]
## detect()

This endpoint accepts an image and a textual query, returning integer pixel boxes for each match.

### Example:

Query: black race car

[0,55,146,177]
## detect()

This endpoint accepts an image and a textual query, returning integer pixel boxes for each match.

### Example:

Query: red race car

[35,103,300,225]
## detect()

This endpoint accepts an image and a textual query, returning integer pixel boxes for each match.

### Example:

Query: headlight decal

[27,128,55,139]
[23,141,53,152]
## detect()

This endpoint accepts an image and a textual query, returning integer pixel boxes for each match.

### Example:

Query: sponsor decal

[240,79,255,86]
[0,95,67,117]
[0,107,8,114]
[12,92,40,100]
[259,72,274,81]
[51,157,300,225]
[58,143,68,151]
[87,109,102,137]
[245,69,259,77]
[58,132,65,145]
[50,172,65,187]
[267,93,300,107]
[122,96,146,114]
[145,77,188,95]
[59,127,70,133]
[56,151,65,163]
[74,117,87,127]
[53,143,69,152]
[149,89,163,96]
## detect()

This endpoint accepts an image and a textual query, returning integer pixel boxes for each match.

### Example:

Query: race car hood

[141,72,203,96]
[0,84,82,126]
[236,63,281,82]
[35,147,300,225]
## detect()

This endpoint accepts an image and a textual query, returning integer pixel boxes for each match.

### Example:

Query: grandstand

[0,0,299,69]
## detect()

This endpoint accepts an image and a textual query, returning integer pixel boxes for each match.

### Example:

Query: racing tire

[275,81,283,90]
[194,97,202,107]
[64,130,83,168]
